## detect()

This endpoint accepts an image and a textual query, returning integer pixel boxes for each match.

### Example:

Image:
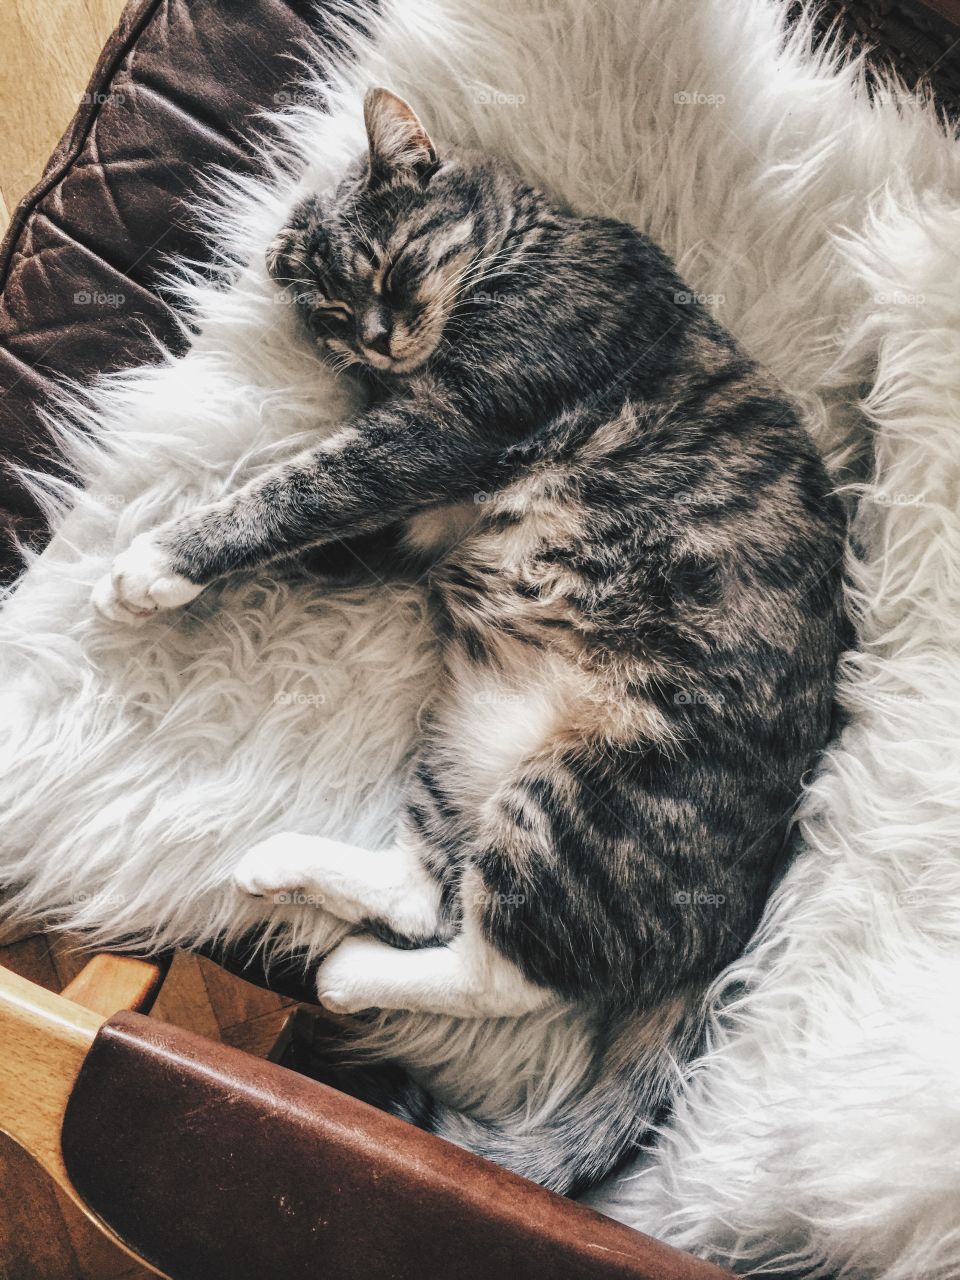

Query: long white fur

[1,0,959,1273]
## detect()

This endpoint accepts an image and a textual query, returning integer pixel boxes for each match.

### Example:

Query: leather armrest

[61,1010,733,1280]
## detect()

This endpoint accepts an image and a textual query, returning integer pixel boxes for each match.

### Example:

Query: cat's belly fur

[404,496,651,831]
[427,640,568,820]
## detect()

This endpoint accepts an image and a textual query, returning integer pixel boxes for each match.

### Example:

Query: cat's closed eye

[317,300,353,323]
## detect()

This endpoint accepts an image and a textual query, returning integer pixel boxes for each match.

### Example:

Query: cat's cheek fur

[92,531,203,623]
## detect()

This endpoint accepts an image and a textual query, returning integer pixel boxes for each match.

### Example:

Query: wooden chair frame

[0,952,737,1280]
[0,957,170,1276]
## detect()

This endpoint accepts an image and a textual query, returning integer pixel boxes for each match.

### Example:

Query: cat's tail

[320,993,707,1196]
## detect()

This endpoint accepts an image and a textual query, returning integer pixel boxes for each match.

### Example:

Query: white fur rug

[3,0,960,1274]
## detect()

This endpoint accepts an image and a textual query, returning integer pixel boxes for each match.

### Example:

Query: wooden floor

[0,931,298,1279]
[0,0,128,229]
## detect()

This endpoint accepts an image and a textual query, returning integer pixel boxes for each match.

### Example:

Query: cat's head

[268,88,497,375]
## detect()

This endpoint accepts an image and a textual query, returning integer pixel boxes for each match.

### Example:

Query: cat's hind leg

[315,894,553,1019]
[233,832,444,944]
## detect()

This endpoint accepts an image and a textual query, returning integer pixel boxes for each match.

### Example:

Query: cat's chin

[358,349,432,377]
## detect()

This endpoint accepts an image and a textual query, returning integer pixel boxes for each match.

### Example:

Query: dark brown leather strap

[62,1011,732,1280]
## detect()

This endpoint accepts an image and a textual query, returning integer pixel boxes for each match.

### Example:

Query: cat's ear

[363,87,438,185]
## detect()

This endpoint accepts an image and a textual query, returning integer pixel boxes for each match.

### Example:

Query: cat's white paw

[92,532,202,624]
[232,833,328,907]
[316,934,399,1013]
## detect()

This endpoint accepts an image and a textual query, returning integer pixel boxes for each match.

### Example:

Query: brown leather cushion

[62,1011,734,1280]
[0,0,338,584]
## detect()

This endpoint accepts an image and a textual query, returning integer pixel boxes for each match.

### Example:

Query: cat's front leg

[92,389,486,625]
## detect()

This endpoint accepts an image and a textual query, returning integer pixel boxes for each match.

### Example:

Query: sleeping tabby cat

[93,88,849,1194]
